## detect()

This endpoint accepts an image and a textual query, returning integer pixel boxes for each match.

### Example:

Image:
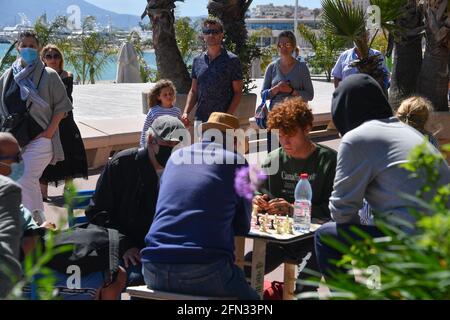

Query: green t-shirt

[257,144,337,220]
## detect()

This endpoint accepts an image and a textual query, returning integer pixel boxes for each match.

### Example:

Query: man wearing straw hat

[140,112,258,300]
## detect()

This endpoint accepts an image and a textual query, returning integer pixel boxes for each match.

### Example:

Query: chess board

[249,213,321,241]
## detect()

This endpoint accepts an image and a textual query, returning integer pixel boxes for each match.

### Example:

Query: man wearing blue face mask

[0,132,24,298]
[85,115,185,287]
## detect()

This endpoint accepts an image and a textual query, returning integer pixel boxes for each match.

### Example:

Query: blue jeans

[142,259,259,300]
[120,261,144,287]
[314,222,385,278]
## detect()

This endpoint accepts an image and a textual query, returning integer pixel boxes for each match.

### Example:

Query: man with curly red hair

[247,97,337,293]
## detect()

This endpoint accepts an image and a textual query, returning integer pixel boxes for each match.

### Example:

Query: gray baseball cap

[148,115,186,142]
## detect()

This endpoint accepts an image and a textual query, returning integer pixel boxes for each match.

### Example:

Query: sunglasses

[44,53,61,60]
[0,153,22,162]
[203,28,222,35]
[278,43,293,49]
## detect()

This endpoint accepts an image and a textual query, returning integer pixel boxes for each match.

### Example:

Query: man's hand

[266,198,293,216]
[252,194,270,212]
[122,247,141,268]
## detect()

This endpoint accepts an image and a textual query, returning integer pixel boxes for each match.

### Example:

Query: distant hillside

[0,0,142,30]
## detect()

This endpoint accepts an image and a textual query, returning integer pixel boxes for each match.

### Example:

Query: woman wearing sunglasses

[0,31,73,214]
[262,30,314,108]
[39,44,88,201]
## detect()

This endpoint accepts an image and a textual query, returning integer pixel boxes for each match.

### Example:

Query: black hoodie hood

[331,74,393,136]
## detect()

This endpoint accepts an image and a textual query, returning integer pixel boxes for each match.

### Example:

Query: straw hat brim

[200,122,236,133]
[200,122,249,154]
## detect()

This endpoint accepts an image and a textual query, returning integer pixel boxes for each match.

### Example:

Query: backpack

[46,222,126,285]
[263,280,284,300]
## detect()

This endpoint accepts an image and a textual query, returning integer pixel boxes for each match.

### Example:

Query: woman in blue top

[262,30,314,107]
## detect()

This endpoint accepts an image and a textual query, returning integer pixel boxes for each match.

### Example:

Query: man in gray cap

[85,115,185,286]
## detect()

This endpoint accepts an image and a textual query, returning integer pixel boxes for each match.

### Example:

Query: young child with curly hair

[140,80,182,147]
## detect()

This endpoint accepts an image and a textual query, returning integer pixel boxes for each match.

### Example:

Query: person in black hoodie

[85,116,185,286]
[314,74,450,278]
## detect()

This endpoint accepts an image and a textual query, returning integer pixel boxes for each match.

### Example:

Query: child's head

[148,79,177,108]
[397,96,433,132]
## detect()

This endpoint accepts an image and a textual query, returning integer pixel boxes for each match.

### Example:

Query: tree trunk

[417,0,449,111]
[389,38,423,110]
[207,0,252,52]
[144,1,191,93]
[388,0,424,110]
[89,66,95,84]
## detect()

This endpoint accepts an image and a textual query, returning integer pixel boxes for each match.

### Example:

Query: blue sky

[85,0,322,17]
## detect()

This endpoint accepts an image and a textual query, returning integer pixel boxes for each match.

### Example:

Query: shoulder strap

[106,228,120,285]
[36,68,45,89]
[26,68,45,112]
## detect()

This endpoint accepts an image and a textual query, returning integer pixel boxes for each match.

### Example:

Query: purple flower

[234,166,267,201]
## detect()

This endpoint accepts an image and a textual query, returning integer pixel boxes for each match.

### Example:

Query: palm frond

[321,0,366,40]
[298,24,318,50]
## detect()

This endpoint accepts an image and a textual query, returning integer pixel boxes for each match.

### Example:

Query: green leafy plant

[6,182,79,300]
[298,24,347,81]
[175,17,198,67]
[0,41,17,74]
[298,141,450,300]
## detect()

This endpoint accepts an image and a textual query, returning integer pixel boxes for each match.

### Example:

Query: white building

[352,0,371,11]
[246,18,320,51]
[252,3,312,18]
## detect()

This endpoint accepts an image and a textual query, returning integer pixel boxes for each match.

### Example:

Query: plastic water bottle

[293,173,312,232]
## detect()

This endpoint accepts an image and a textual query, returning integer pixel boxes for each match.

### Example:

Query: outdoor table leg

[283,262,297,300]
[234,236,246,270]
[251,238,267,299]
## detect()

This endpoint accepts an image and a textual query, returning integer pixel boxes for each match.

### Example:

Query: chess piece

[283,215,290,234]
[256,214,261,226]
[276,217,284,234]
[259,215,268,232]
[288,218,295,234]
[270,218,275,230]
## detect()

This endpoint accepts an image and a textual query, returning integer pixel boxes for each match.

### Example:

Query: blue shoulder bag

[255,89,274,129]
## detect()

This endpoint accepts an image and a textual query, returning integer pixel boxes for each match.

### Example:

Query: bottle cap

[300,173,308,179]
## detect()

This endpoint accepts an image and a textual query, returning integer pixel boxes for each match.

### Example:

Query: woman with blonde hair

[39,44,88,200]
[396,96,439,148]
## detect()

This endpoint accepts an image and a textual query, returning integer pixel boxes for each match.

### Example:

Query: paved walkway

[71,78,335,121]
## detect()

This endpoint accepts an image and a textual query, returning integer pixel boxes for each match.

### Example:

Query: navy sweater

[141,142,251,264]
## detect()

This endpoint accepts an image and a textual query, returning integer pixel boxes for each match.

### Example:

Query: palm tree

[416,0,449,111]
[207,0,253,52]
[312,8,322,28]
[62,32,116,84]
[298,24,347,82]
[33,14,68,48]
[0,41,17,74]
[141,0,191,93]
[321,0,406,89]
[388,0,424,109]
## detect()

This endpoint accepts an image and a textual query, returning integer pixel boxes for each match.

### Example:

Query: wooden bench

[126,285,235,300]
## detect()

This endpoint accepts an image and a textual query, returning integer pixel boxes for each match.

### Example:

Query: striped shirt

[140,105,182,147]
